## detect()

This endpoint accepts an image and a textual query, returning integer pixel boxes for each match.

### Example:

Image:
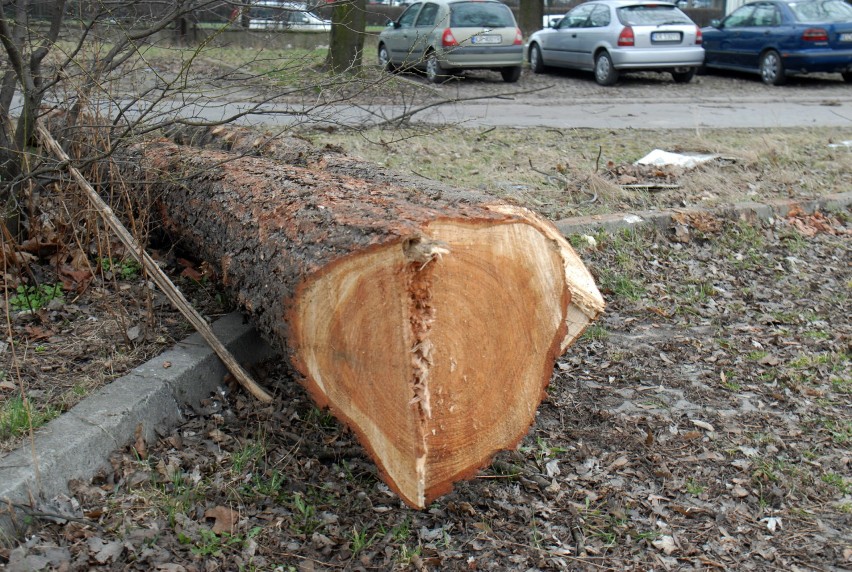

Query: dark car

[701,0,852,85]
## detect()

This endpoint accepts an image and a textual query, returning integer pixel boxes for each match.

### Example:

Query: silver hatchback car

[378,0,525,83]
[527,0,704,85]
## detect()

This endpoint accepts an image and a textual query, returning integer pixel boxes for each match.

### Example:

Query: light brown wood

[130,139,603,508]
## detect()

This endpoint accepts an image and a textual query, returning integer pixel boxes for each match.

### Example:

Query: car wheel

[378,43,396,73]
[842,71,852,83]
[529,43,546,74]
[671,67,696,84]
[759,50,785,86]
[594,51,618,86]
[425,52,448,84]
[501,66,522,83]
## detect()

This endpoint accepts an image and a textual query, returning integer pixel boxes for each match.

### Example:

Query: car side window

[751,4,780,26]
[398,3,422,28]
[588,5,611,27]
[722,5,756,27]
[562,4,595,28]
[415,3,439,27]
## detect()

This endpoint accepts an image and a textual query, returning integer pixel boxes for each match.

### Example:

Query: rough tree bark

[325,0,367,73]
[517,0,545,40]
[125,138,604,508]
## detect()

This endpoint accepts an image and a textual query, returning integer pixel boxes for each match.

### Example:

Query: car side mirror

[710,18,721,28]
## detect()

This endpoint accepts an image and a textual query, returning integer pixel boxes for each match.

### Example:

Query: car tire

[671,67,696,84]
[378,43,396,73]
[529,43,546,74]
[759,50,785,86]
[501,66,522,83]
[425,51,449,84]
[594,51,618,86]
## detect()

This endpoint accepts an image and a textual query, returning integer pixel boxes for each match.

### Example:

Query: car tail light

[442,28,458,47]
[618,26,634,46]
[802,28,828,42]
[695,25,703,44]
[514,27,523,45]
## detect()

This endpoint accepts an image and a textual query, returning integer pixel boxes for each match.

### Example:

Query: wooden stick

[35,122,273,403]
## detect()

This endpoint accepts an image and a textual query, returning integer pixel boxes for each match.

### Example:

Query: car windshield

[449,2,515,27]
[788,0,852,22]
[617,5,693,25]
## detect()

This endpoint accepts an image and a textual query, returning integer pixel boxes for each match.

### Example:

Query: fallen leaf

[87,538,123,564]
[731,485,749,498]
[156,564,187,572]
[126,325,141,341]
[133,423,147,460]
[180,266,204,282]
[608,456,629,471]
[691,419,715,432]
[205,505,239,534]
[545,459,561,477]
[652,535,677,555]
[23,325,55,341]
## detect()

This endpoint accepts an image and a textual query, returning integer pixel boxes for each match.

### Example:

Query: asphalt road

[19,73,852,130]
[153,94,852,130]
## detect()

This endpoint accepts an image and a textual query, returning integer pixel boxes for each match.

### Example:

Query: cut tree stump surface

[132,138,603,508]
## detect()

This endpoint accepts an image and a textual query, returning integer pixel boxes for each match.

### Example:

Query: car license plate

[840,32,852,42]
[652,32,682,42]
[472,34,501,44]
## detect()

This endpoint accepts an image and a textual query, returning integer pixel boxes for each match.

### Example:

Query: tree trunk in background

[517,0,545,38]
[123,137,603,508]
[326,0,366,73]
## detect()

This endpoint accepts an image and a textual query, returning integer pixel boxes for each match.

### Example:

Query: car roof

[252,1,312,8]
[574,0,679,6]
[407,0,510,5]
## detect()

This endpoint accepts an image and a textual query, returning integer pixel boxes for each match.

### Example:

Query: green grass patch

[0,395,60,439]
[581,323,609,341]
[99,257,142,280]
[821,473,851,495]
[9,283,64,312]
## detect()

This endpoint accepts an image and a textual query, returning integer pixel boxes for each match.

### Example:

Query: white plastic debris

[762,516,783,533]
[635,149,719,169]
[827,140,852,148]
[581,234,597,248]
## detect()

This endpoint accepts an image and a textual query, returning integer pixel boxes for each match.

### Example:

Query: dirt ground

[1,54,851,571]
[3,209,850,571]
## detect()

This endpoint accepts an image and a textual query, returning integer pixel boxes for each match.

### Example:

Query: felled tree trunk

[130,139,604,508]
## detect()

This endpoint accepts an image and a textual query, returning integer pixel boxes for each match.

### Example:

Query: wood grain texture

[131,138,604,508]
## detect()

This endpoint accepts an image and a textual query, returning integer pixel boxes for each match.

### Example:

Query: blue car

[701,0,852,85]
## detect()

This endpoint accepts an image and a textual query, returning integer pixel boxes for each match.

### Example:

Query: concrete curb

[0,313,275,544]
[553,191,852,236]
[1,192,849,545]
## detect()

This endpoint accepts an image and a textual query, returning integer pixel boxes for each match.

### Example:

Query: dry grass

[304,126,852,221]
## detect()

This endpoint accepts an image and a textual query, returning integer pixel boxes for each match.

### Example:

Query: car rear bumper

[610,47,705,69]
[782,49,852,74]
[441,45,525,69]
